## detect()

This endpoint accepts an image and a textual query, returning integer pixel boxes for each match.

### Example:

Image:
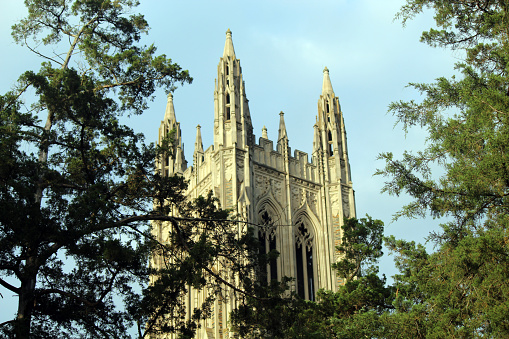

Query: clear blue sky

[0,0,458,325]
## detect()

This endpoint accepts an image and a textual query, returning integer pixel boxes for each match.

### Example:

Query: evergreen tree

[0,1,251,338]
[376,0,509,336]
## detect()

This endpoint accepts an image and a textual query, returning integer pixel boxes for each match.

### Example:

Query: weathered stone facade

[153,29,356,338]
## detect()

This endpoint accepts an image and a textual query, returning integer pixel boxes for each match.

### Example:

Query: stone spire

[313,122,321,152]
[164,92,176,123]
[278,111,288,142]
[194,124,203,153]
[277,111,288,153]
[214,29,253,149]
[322,67,334,96]
[262,125,268,139]
[193,124,204,168]
[223,28,236,58]
[157,93,187,176]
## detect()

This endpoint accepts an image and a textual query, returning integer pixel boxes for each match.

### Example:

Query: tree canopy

[0,1,252,338]
[374,1,509,336]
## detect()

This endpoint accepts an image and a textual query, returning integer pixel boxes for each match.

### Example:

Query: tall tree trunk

[16,266,37,339]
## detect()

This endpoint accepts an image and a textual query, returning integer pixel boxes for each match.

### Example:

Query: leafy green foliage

[333,216,384,280]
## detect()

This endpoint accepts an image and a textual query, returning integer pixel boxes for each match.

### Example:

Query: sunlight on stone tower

[152,29,356,338]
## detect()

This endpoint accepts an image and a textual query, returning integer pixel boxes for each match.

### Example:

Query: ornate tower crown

[214,29,254,149]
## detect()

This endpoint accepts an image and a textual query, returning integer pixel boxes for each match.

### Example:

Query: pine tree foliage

[374,0,509,337]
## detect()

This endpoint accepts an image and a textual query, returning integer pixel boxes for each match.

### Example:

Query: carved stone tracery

[295,221,313,251]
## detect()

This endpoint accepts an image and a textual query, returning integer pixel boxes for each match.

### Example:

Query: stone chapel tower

[154,29,356,338]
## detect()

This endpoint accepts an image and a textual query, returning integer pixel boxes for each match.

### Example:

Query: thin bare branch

[0,277,20,294]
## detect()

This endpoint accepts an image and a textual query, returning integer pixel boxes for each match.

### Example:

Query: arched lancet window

[258,208,277,283]
[295,220,315,301]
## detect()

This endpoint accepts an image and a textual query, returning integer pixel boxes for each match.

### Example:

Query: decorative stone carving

[295,221,313,251]
[258,209,277,240]
[306,191,318,214]
[271,179,282,201]
[237,158,244,183]
[291,186,301,212]
[342,186,350,218]
[224,156,233,181]
[330,192,340,216]
[255,175,270,199]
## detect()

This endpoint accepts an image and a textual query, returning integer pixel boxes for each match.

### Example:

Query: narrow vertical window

[295,242,305,298]
[258,232,267,284]
[306,247,314,301]
[226,92,231,120]
[269,235,277,281]
[259,209,278,283]
[295,221,314,300]
[328,131,334,156]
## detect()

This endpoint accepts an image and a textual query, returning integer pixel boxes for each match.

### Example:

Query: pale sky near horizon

[0,0,459,326]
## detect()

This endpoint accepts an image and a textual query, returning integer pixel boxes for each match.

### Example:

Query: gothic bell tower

[153,32,358,338]
[316,66,354,192]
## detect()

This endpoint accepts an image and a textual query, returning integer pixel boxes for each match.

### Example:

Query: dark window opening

[296,243,305,298]
[226,106,231,120]
[259,210,278,284]
[326,102,330,113]
[258,232,267,284]
[226,64,229,75]
[270,236,277,281]
[307,247,315,301]
[226,93,230,104]
[328,131,334,156]
[295,222,314,300]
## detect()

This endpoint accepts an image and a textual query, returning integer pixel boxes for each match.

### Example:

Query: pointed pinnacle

[322,67,334,95]
[223,28,236,58]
